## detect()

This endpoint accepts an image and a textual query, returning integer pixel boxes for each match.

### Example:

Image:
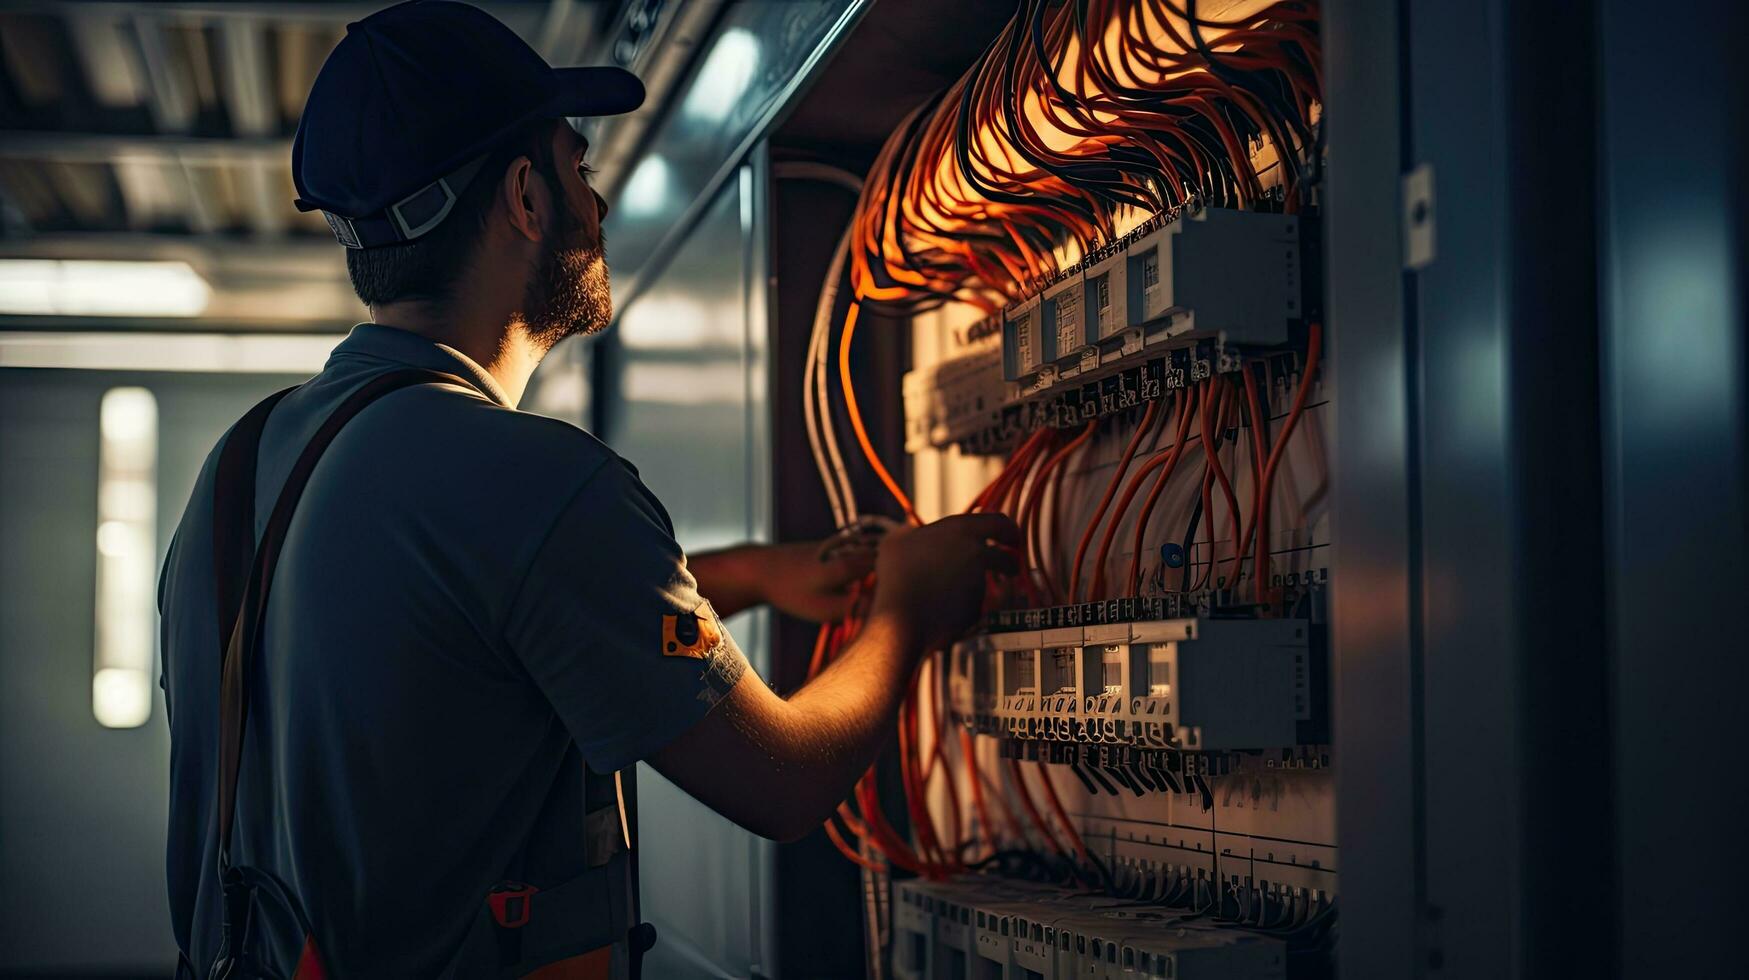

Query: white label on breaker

[1054,288,1082,354]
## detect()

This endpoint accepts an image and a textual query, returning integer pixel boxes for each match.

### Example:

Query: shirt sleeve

[502,456,750,773]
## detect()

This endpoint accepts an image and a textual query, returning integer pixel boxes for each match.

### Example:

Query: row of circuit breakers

[949,615,1319,757]
[896,876,1286,980]
[904,206,1304,454]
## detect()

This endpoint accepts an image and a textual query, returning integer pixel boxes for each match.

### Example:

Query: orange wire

[825,816,886,872]
[838,300,919,524]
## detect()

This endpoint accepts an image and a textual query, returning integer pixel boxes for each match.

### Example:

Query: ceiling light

[0,259,212,317]
[620,155,672,217]
[682,29,761,123]
[0,332,340,373]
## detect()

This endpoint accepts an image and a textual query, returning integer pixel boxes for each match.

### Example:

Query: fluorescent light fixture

[622,361,744,405]
[0,259,212,317]
[682,29,762,122]
[618,295,716,350]
[620,155,672,217]
[93,386,157,729]
[0,331,340,373]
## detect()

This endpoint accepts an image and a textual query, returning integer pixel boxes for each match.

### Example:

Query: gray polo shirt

[158,323,748,975]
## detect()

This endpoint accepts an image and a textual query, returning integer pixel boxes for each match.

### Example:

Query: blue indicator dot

[1161,543,1186,569]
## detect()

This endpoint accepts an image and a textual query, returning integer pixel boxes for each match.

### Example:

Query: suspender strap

[204,370,472,980]
[212,388,294,666]
[214,368,471,862]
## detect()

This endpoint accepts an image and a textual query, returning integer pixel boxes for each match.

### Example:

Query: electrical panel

[806,0,1331,974]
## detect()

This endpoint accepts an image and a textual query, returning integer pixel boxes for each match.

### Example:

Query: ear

[499,155,546,244]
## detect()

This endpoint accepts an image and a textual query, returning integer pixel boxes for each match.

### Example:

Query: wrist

[866,599,927,653]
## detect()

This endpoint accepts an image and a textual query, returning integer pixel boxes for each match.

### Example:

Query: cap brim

[546,66,646,118]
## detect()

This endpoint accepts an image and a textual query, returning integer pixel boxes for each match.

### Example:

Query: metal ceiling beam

[126,11,201,231]
[65,11,150,109]
[8,3,382,24]
[7,2,570,30]
[0,231,336,263]
[218,16,284,235]
[130,13,195,133]
[0,132,289,164]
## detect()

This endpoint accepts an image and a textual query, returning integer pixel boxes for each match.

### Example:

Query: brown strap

[212,388,294,663]
[213,368,475,863]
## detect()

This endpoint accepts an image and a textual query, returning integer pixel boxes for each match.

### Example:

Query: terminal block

[951,617,1310,752]
[903,342,1009,453]
[1043,269,1095,382]
[1124,208,1302,348]
[1002,292,1048,381]
[893,877,1286,980]
[999,207,1304,400]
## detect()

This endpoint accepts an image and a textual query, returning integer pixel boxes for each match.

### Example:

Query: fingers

[985,542,1021,577]
[823,547,878,585]
[939,512,1022,548]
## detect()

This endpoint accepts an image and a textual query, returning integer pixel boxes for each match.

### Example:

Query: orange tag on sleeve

[661,601,723,659]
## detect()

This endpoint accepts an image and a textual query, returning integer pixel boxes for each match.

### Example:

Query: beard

[521,228,611,350]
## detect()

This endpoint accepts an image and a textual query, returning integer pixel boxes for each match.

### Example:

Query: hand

[869,513,1021,649]
[750,540,878,623]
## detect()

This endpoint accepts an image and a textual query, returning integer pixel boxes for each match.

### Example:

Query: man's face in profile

[523,122,613,348]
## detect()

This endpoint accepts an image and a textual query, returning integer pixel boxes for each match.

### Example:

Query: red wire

[1006,756,1069,860]
[1194,380,1244,592]
[1069,399,1162,602]
[1251,324,1323,605]
[959,729,998,857]
[1031,760,1093,866]
[1018,423,1095,603]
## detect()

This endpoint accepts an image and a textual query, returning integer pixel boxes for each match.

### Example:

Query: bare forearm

[774,610,924,798]
[688,540,872,623]
[687,545,765,618]
[648,608,926,841]
[649,513,1017,842]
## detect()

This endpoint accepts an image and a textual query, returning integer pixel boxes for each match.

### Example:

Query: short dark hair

[344,119,563,306]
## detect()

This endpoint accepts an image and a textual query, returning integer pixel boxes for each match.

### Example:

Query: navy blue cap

[292,0,643,247]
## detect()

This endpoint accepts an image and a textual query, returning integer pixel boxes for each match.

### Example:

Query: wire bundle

[850,0,1322,316]
[967,327,1321,614]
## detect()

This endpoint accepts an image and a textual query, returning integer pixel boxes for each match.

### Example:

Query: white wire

[803,226,851,527]
[812,225,860,524]
[777,160,867,528]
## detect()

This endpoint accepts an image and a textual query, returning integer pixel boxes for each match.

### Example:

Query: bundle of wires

[849,0,1322,316]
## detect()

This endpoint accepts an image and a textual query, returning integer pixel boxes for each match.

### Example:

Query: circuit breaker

[893,878,1287,980]
[996,207,1304,395]
[1126,208,1303,347]
[955,617,1311,752]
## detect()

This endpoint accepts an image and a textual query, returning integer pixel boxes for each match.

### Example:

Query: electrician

[156,2,1019,977]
